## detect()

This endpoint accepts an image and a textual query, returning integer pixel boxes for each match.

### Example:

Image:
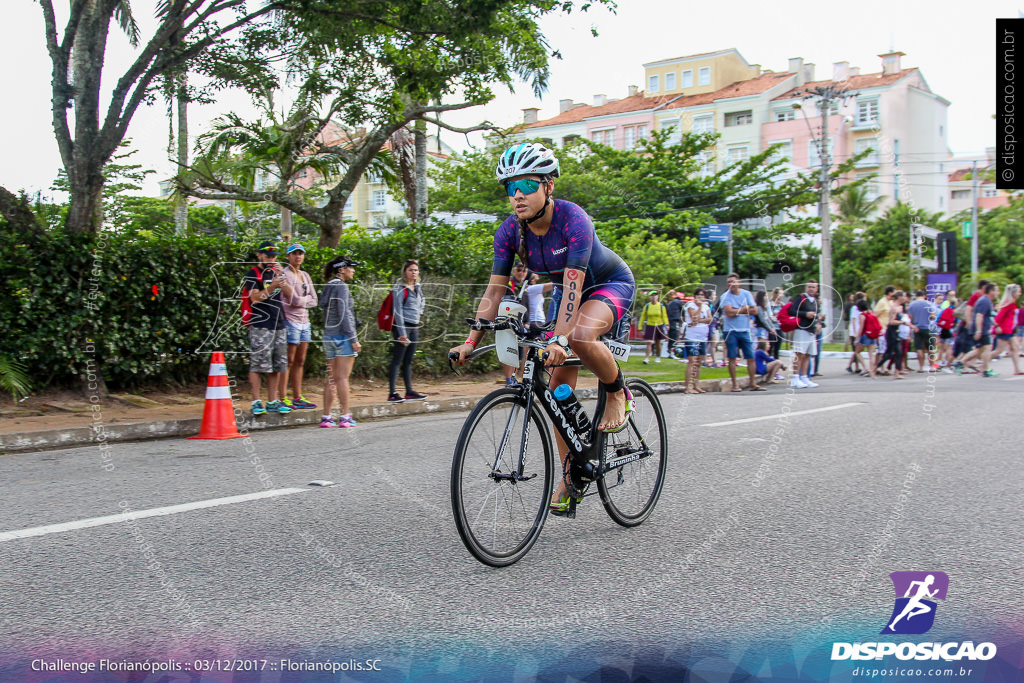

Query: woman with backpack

[320,256,362,428]
[387,259,428,403]
[936,293,958,370]
[853,298,879,378]
[991,284,1022,375]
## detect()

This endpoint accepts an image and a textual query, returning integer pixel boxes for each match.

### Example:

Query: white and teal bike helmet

[495,142,560,183]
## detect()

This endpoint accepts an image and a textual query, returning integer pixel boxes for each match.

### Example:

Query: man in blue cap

[245,240,294,414]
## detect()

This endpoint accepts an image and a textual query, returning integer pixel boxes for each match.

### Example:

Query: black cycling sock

[599,369,624,393]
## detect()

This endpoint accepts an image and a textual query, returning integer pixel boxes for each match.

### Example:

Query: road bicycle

[448,298,668,567]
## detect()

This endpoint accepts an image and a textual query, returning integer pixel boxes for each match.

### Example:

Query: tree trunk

[174,73,188,235]
[318,201,345,248]
[414,118,428,223]
[280,207,293,239]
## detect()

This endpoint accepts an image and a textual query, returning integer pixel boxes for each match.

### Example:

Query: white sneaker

[643,358,650,365]
[791,377,809,389]
[801,376,819,388]
[654,357,661,363]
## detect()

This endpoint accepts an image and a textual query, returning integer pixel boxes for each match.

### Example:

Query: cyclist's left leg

[568,298,625,431]
[549,364,580,506]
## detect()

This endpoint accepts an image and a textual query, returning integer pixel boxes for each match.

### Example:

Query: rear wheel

[450,389,554,566]
[596,378,668,527]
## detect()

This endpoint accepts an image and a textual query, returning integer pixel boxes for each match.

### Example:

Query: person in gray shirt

[388,259,428,402]
[906,289,937,372]
[319,256,362,428]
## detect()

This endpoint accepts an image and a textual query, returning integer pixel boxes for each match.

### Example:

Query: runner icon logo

[881,571,949,635]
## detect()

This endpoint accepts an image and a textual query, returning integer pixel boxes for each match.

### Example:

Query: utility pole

[970,159,979,278]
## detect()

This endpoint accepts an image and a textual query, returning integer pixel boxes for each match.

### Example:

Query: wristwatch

[551,335,570,351]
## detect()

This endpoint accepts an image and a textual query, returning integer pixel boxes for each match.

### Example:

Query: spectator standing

[387,260,428,403]
[753,290,777,345]
[872,286,896,369]
[523,271,554,332]
[991,283,1022,375]
[720,274,765,392]
[906,289,938,373]
[842,293,856,352]
[246,240,294,415]
[846,292,866,374]
[666,290,685,358]
[937,293,958,370]
[853,298,878,378]
[878,291,911,379]
[790,280,824,388]
[707,290,722,367]
[281,244,318,410]
[639,290,669,364]
[319,256,362,427]
[769,288,785,358]
[683,288,712,393]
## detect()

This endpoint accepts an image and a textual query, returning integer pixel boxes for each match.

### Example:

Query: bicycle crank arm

[488,471,538,482]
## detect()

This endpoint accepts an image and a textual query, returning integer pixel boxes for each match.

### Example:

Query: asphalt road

[1,358,1022,680]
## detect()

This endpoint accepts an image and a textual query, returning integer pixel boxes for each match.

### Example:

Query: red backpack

[861,311,883,339]
[937,306,956,330]
[777,298,800,333]
[377,287,409,331]
[239,266,262,326]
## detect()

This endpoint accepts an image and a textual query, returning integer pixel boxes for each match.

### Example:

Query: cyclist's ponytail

[515,219,530,265]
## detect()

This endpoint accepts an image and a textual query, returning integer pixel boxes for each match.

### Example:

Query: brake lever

[448,351,462,376]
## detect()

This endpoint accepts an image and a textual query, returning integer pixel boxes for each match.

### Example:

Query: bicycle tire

[450,388,554,567]
[596,377,668,527]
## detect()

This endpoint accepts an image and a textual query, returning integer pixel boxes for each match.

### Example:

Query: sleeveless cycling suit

[492,199,635,323]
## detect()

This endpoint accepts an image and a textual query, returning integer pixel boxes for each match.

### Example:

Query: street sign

[962,220,973,239]
[919,257,939,270]
[699,224,731,242]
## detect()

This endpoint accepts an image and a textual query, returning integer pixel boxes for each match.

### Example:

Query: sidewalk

[0,369,755,454]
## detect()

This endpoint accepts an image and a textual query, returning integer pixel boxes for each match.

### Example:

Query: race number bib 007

[606,339,630,361]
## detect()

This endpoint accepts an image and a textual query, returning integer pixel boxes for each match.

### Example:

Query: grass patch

[581,355,732,383]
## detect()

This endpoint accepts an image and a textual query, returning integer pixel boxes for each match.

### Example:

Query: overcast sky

[0,0,1013,198]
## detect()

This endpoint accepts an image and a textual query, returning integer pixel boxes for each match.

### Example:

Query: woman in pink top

[282,244,320,408]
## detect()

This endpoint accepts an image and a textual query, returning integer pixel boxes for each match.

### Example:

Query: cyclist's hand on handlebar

[449,343,474,365]
[543,342,567,367]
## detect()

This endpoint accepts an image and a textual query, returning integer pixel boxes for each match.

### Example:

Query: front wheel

[596,377,668,527]
[450,388,554,567]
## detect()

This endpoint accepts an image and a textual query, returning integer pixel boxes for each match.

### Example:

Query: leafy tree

[609,229,715,289]
[181,0,607,246]
[960,196,1024,284]
[836,183,883,224]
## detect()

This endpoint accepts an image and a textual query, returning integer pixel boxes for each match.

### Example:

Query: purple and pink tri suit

[492,199,635,323]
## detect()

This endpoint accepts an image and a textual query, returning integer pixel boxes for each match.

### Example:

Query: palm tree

[865,259,918,299]
[837,184,883,224]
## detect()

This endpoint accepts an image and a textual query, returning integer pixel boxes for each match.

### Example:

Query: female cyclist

[448,143,637,514]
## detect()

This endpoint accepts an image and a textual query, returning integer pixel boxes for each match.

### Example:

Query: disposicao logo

[881,571,948,635]
[831,571,997,662]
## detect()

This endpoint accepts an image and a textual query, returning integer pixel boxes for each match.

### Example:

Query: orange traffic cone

[189,351,243,439]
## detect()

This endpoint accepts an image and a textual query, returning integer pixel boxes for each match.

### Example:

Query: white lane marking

[700,402,864,427]
[0,487,311,543]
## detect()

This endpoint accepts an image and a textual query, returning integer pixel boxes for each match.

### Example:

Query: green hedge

[1,218,500,392]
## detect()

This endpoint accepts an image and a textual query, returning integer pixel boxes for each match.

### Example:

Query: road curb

[0,376,752,454]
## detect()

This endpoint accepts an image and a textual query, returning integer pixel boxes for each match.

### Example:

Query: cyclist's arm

[553,267,585,337]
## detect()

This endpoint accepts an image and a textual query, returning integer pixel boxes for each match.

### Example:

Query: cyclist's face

[507,174,549,217]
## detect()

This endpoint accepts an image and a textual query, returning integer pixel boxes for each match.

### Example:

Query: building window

[681,70,693,88]
[856,99,879,125]
[605,129,615,148]
[698,66,711,86]
[591,130,603,144]
[775,109,795,122]
[951,190,970,200]
[372,190,387,210]
[638,124,647,140]
[983,187,1000,198]
[648,74,660,93]
[697,151,715,176]
[726,146,749,164]
[661,118,681,143]
[692,114,714,134]
[769,140,793,163]
[624,125,637,150]
[665,72,676,90]
[856,173,880,201]
[855,137,879,166]
[724,110,753,127]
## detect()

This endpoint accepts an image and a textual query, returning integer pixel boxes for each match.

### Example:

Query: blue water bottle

[553,383,591,433]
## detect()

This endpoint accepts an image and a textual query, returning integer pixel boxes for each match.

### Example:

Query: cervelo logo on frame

[881,571,948,635]
[831,571,997,663]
